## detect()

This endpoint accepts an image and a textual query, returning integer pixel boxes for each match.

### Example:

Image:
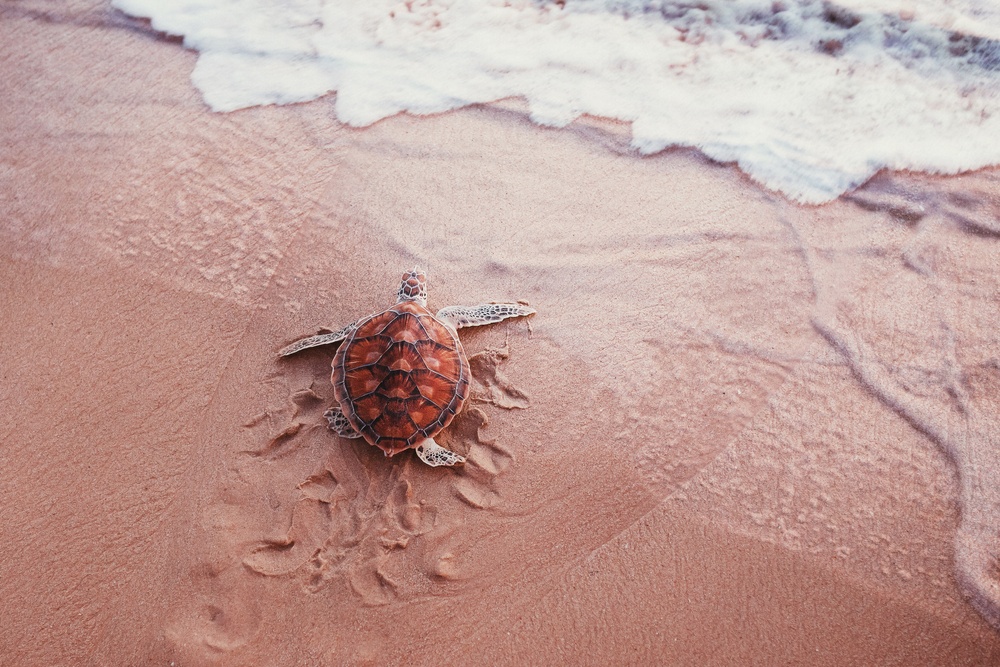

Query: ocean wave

[112,0,1000,202]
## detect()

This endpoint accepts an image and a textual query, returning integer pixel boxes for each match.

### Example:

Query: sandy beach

[3,2,1000,664]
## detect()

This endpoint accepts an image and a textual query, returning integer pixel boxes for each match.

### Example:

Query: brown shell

[332,300,470,457]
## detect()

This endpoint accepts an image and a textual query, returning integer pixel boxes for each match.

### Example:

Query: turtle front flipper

[324,407,363,439]
[279,322,356,357]
[415,438,465,467]
[436,304,535,330]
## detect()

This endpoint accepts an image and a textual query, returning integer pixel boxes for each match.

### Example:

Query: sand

[3,2,1000,665]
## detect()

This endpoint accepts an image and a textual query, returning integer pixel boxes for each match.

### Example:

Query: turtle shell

[332,300,470,457]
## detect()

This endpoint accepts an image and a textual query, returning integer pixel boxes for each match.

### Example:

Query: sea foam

[112,0,1000,202]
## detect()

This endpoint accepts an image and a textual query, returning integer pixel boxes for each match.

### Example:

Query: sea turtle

[279,268,535,467]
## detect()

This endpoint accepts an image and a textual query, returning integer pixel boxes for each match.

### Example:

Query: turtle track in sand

[241,340,530,606]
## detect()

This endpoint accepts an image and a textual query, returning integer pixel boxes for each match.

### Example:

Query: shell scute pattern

[380,312,428,343]
[343,365,388,396]
[333,300,470,456]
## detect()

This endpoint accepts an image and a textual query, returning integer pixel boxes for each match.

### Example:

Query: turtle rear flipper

[325,406,363,439]
[436,303,535,330]
[415,438,465,467]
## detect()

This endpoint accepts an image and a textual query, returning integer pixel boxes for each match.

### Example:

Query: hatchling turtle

[279,268,535,467]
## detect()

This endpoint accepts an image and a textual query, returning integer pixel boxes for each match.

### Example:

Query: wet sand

[3,2,1000,665]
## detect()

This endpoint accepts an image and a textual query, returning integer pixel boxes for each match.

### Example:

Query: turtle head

[397,268,427,306]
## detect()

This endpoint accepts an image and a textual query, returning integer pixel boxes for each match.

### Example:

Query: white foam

[112,0,1000,202]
